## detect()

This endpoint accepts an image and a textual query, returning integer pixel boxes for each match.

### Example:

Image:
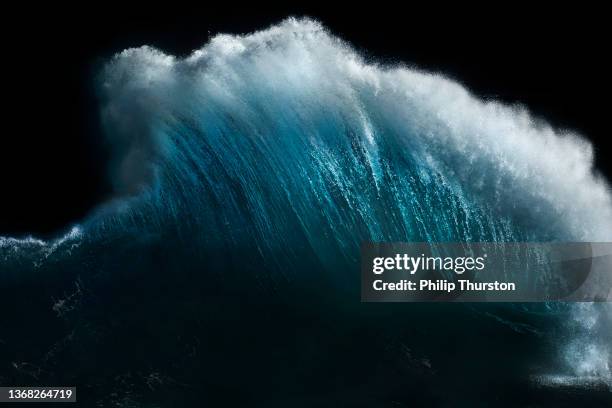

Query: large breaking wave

[1,18,611,405]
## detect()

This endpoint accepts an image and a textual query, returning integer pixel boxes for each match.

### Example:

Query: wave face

[1,18,611,406]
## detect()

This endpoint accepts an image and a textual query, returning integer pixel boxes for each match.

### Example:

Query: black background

[1,5,609,237]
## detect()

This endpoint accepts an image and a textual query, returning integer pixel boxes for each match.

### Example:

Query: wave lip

[0,226,82,259]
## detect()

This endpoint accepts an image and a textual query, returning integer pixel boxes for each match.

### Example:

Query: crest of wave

[96,18,612,246]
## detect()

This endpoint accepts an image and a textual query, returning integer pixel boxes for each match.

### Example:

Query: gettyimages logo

[361,242,612,302]
[372,253,486,275]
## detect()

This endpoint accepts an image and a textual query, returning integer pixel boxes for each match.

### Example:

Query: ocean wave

[1,17,611,394]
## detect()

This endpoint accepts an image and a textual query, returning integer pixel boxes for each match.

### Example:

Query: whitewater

[1,17,611,399]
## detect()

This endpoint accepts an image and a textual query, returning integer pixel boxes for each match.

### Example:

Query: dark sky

[1,5,609,237]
